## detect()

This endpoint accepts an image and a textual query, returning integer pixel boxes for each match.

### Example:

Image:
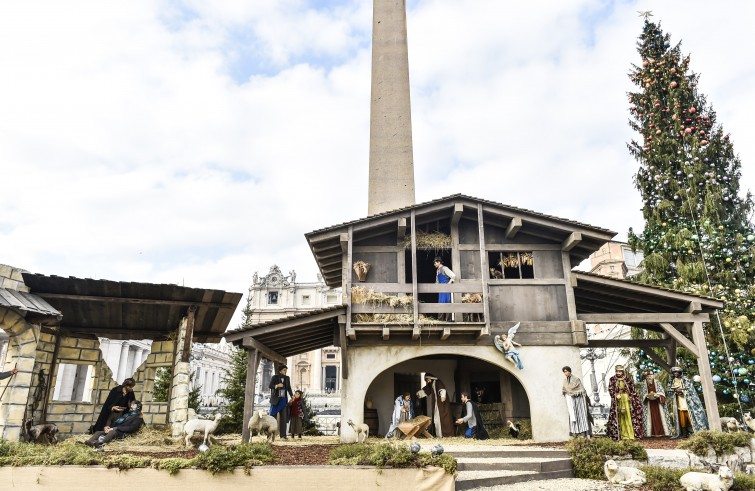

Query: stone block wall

[0,309,39,440]
[0,264,29,292]
[132,340,175,426]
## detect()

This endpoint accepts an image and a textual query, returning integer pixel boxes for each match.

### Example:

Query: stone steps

[448,447,573,490]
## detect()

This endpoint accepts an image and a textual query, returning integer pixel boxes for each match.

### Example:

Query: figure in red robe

[607,365,643,441]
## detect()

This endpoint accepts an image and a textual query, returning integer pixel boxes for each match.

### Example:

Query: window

[52,363,95,402]
[326,353,336,360]
[325,294,338,304]
[301,295,311,305]
[489,252,534,279]
[268,291,279,305]
[324,366,337,391]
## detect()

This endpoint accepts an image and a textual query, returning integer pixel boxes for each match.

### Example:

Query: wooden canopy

[22,273,242,342]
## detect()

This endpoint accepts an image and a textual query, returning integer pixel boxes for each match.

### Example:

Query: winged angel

[494,323,523,369]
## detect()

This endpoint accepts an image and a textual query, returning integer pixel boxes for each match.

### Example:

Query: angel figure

[494,323,523,369]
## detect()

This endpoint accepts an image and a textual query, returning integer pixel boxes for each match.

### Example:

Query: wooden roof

[573,272,723,315]
[22,273,242,342]
[224,305,346,358]
[0,287,62,325]
[306,194,617,288]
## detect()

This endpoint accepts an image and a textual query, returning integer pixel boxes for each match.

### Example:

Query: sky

[1,1,754,329]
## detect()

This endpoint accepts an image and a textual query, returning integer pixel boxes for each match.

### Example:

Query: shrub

[641,465,686,491]
[328,443,456,475]
[153,457,197,475]
[566,437,647,479]
[733,473,755,491]
[678,430,752,456]
[194,443,273,475]
[104,454,153,470]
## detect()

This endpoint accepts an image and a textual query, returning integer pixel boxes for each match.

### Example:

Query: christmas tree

[627,18,755,415]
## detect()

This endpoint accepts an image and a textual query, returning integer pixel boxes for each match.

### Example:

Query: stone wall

[0,264,29,292]
[0,309,38,440]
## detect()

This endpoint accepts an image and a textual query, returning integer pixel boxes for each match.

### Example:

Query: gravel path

[471,478,625,491]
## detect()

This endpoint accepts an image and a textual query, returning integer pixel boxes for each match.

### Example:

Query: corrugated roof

[0,287,62,321]
[306,194,617,237]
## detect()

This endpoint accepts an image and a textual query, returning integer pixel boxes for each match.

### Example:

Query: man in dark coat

[456,392,489,440]
[92,377,136,432]
[416,373,455,437]
[85,400,144,448]
[269,365,293,439]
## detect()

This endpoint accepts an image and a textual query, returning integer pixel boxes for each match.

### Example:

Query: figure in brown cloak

[607,365,643,441]
[416,373,455,437]
[638,370,672,437]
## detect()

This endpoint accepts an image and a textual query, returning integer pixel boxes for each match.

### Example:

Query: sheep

[603,459,647,486]
[248,410,279,443]
[183,413,222,447]
[743,412,755,432]
[679,466,734,491]
[346,419,369,443]
[461,292,483,322]
[719,416,739,432]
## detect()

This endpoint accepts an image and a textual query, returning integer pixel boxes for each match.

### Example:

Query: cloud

[0,0,754,330]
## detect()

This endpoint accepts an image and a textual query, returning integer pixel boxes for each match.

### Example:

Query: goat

[679,466,734,491]
[603,459,647,486]
[347,419,369,443]
[461,292,483,322]
[183,413,222,447]
[248,410,279,443]
[24,419,59,444]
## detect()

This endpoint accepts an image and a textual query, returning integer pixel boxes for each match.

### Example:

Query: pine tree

[214,345,247,434]
[627,19,755,414]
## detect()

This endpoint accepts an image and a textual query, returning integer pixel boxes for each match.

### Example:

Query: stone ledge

[0,465,453,491]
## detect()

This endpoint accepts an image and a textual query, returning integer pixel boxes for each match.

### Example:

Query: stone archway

[364,354,532,438]
[340,344,581,442]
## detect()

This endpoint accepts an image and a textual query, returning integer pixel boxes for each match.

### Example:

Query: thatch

[402,231,451,250]
[351,286,413,309]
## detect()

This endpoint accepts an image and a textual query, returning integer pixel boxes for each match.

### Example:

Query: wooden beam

[36,293,236,309]
[588,338,672,349]
[181,305,197,362]
[644,349,673,373]
[691,320,720,431]
[685,301,703,314]
[504,217,522,239]
[340,233,349,252]
[451,203,464,226]
[561,232,582,252]
[666,338,677,367]
[571,320,587,346]
[412,326,421,340]
[242,337,286,364]
[345,226,353,337]
[382,327,390,340]
[397,217,407,238]
[241,348,262,443]
[478,205,490,333]
[440,327,451,340]
[411,211,419,328]
[578,313,710,324]
[339,320,349,379]
[481,204,616,242]
[224,308,345,341]
[659,322,699,357]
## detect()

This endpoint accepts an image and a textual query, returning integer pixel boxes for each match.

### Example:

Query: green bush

[194,443,273,475]
[678,430,752,456]
[104,454,153,470]
[328,443,456,475]
[733,473,755,491]
[153,457,196,475]
[641,465,686,491]
[566,437,647,479]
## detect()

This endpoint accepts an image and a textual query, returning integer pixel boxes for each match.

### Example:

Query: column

[313,349,322,392]
[116,341,130,383]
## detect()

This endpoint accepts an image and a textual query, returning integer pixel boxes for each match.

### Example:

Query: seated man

[85,400,144,448]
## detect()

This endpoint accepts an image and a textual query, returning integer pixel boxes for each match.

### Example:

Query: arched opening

[363,354,531,437]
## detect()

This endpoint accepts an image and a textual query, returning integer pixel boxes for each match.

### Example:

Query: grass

[566,437,647,480]
[677,430,752,457]
[329,442,456,475]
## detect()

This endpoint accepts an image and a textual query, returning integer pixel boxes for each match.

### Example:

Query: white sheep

[743,411,755,432]
[719,416,739,432]
[183,413,223,448]
[248,410,279,443]
[679,466,734,491]
[603,459,647,486]
[347,419,369,443]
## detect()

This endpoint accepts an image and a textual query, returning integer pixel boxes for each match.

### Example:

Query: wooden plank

[346,226,353,338]
[382,327,390,340]
[340,233,349,252]
[561,232,582,252]
[440,328,451,340]
[241,348,262,443]
[577,313,710,324]
[685,301,703,314]
[411,210,419,329]
[352,246,402,253]
[505,217,522,239]
[588,339,672,349]
[242,337,286,364]
[486,279,567,286]
[659,322,699,357]
[477,205,490,335]
[459,243,562,251]
[666,338,677,366]
[571,320,587,346]
[452,203,464,226]
[36,292,237,309]
[481,204,616,241]
[417,304,484,314]
[339,319,349,379]
[562,252,578,322]
[691,320,720,431]
[224,308,345,341]
[398,217,407,238]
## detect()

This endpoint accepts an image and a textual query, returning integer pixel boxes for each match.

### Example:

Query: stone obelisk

[367,0,416,216]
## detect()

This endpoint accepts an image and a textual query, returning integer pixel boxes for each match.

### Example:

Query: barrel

[363,408,379,436]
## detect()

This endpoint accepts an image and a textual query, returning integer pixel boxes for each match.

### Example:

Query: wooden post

[477,205,490,336]
[450,203,462,310]
[691,321,721,431]
[666,336,677,367]
[411,210,419,339]
[345,226,354,339]
[181,305,197,363]
[561,252,578,322]
[242,348,262,443]
[339,315,349,379]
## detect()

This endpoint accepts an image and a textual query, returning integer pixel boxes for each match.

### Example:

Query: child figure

[288,390,305,439]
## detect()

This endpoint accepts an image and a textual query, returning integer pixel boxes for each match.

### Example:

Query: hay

[402,231,451,250]
[351,286,413,309]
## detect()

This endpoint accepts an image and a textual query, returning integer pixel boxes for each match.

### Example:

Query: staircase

[447,446,573,490]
